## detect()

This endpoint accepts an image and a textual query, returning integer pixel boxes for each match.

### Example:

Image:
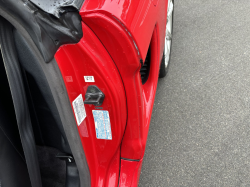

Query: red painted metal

[80,0,167,160]
[54,0,168,186]
[55,22,127,187]
[80,0,167,62]
[119,159,143,187]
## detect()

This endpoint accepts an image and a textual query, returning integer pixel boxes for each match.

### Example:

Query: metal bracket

[84,85,105,106]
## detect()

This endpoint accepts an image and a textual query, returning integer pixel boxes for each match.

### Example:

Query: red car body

[55,0,168,186]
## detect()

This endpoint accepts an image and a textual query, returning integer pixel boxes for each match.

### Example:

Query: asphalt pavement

[139,1,250,186]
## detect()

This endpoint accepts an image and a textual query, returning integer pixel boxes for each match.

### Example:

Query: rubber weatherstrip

[0,17,42,187]
[0,8,91,186]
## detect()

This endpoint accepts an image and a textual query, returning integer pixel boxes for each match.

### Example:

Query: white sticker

[72,94,86,126]
[92,110,112,140]
[84,76,95,82]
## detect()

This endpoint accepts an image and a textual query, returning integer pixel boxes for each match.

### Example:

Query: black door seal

[0,17,43,187]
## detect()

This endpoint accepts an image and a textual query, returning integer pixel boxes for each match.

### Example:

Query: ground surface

[139,1,250,186]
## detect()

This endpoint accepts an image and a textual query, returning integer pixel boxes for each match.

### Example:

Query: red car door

[55,0,168,186]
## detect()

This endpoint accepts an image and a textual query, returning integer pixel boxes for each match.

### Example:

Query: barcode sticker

[92,110,112,140]
[84,76,95,82]
[72,94,86,126]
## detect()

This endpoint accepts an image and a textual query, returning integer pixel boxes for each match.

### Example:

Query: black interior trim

[0,51,32,187]
[0,0,83,63]
[0,17,42,187]
[0,7,91,187]
[14,29,72,154]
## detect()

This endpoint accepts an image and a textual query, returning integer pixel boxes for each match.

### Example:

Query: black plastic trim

[140,45,151,85]
[0,8,90,187]
[0,17,42,187]
[0,0,83,63]
[121,157,140,162]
